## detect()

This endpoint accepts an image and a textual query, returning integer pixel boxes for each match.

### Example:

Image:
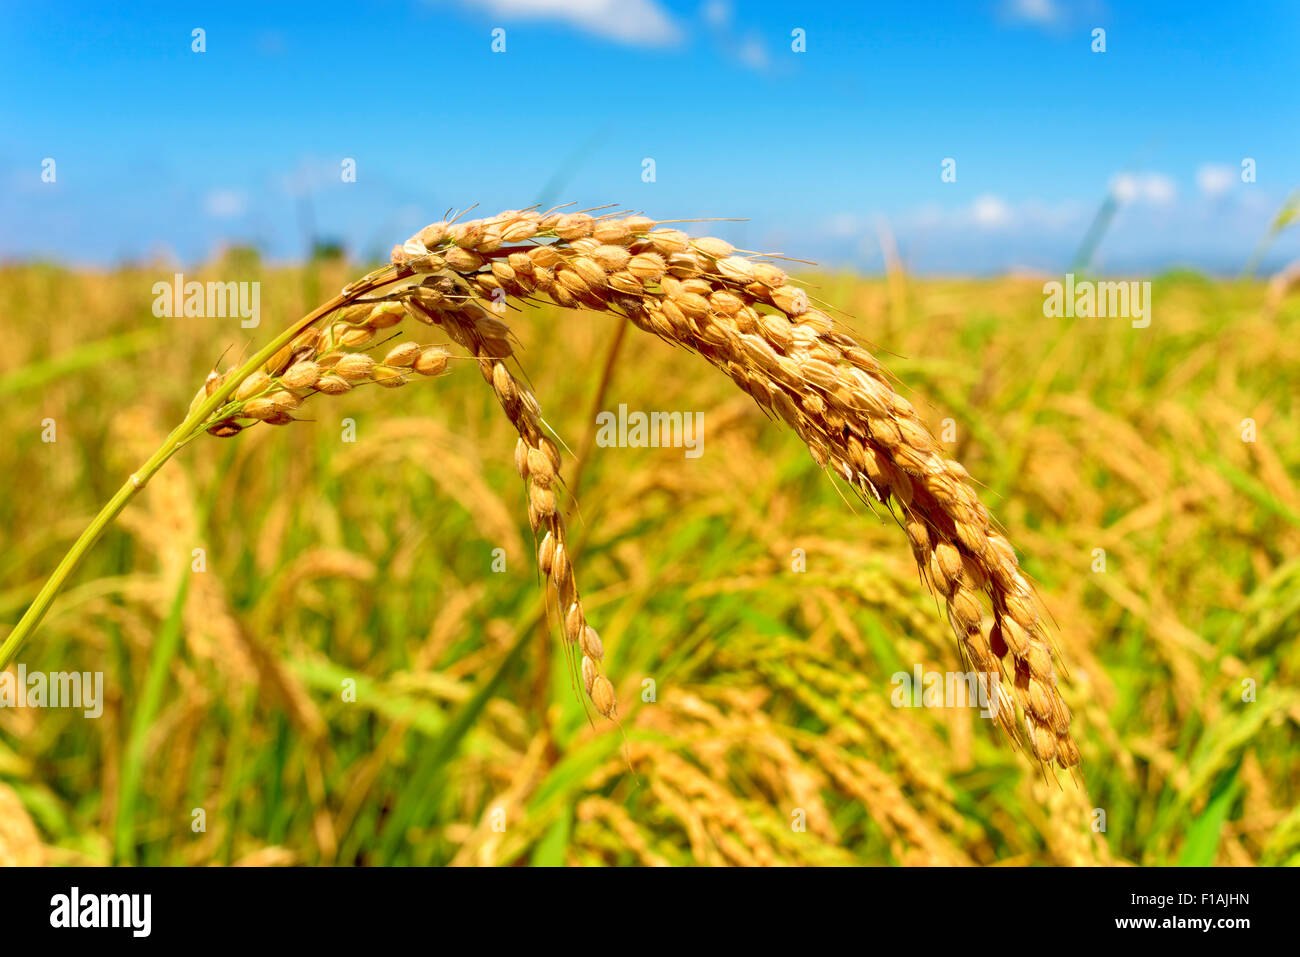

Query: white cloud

[281,158,339,198]
[1110,172,1176,206]
[204,189,247,219]
[1110,173,1139,204]
[972,194,1012,227]
[893,196,1086,233]
[1143,174,1177,204]
[788,185,1298,274]
[737,36,769,70]
[701,0,730,27]
[463,0,681,46]
[1003,0,1061,25]
[824,212,863,238]
[908,203,947,229]
[1196,164,1235,197]
[697,1,768,71]
[1020,197,1090,228]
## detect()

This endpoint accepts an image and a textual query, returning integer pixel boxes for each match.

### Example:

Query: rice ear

[189,206,1078,766]
[378,208,1078,767]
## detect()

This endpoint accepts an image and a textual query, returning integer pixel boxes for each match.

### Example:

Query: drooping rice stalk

[4,206,1079,769]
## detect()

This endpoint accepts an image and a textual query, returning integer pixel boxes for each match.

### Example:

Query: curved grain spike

[406,292,616,722]
[392,209,1079,769]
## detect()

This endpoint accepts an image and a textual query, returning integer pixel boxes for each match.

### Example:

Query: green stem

[0,266,405,671]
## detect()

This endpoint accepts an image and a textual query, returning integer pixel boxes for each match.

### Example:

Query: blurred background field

[1,257,1297,866]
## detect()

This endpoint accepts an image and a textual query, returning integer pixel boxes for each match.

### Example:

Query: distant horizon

[7,254,1288,281]
[5,227,1288,279]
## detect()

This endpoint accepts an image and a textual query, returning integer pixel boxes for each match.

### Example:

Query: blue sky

[2,0,1298,274]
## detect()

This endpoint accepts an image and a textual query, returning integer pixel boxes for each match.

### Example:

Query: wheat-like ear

[190,300,452,436]
[402,289,616,721]
[4,206,1078,772]
[376,207,1079,769]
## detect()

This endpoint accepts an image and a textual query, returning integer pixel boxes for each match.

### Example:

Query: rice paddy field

[1,257,1297,866]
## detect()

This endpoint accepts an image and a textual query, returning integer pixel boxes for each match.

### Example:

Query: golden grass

[0,253,1296,866]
